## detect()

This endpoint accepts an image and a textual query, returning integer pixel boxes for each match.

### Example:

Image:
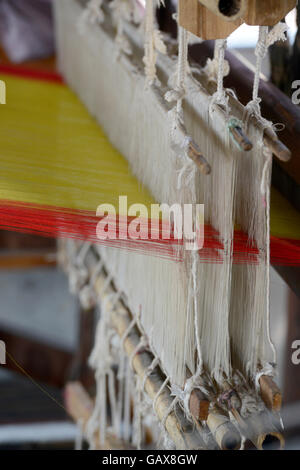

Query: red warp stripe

[0,200,299,265]
[0,64,63,84]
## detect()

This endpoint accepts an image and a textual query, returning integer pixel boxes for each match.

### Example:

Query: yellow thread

[0,75,299,240]
[0,75,155,214]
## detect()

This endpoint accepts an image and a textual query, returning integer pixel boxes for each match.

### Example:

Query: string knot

[78,0,104,35]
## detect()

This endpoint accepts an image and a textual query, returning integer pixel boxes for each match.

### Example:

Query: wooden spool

[207,410,242,450]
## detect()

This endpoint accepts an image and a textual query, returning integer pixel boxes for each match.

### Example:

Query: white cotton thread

[203,41,230,84]
[121,317,137,347]
[209,39,230,113]
[108,368,118,436]
[123,359,132,442]
[132,375,143,449]
[260,145,277,367]
[78,0,104,35]
[247,24,287,118]
[153,376,170,413]
[76,241,92,266]
[129,335,148,369]
[87,288,117,447]
[143,0,166,85]
[110,0,134,57]
[142,356,160,391]
[161,395,179,427]
[192,250,203,376]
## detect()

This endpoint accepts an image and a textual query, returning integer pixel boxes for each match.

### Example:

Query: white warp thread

[247,23,287,117]
[153,376,169,413]
[78,0,104,35]
[209,39,230,113]
[110,0,135,56]
[143,0,166,85]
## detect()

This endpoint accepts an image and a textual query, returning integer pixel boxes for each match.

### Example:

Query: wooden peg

[207,410,242,450]
[175,119,211,174]
[244,0,297,26]
[178,0,242,40]
[228,119,253,151]
[264,128,291,162]
[189,388,210,421]
[187,139,212,174]
[64,381,94,427]
[259,375,282,411]
[185,367,210,421]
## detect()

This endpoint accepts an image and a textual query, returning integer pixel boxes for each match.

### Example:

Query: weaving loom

[1,0,300,451]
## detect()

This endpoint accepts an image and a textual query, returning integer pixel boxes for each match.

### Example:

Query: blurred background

[0,0,299,450]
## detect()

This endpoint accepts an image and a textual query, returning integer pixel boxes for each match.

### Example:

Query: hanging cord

[78,257,104,309]
[86,261,122,448]
[142,356,160,391]
[246,23,287,118]
[260,147,277,367]
[153,376,170,413]
[68,242,91,295]
[244,25,286,372]
[143,0,167,85]
[165,25,196,192]
[192,250,203,377]
[78,0,104,35]
[165,26,189,117]
[123,359,132,442]
[203,40,230,84]
[209,39,230,113]
[132,375,143,449]
[165,21,205,419]
[109,0,135,56]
